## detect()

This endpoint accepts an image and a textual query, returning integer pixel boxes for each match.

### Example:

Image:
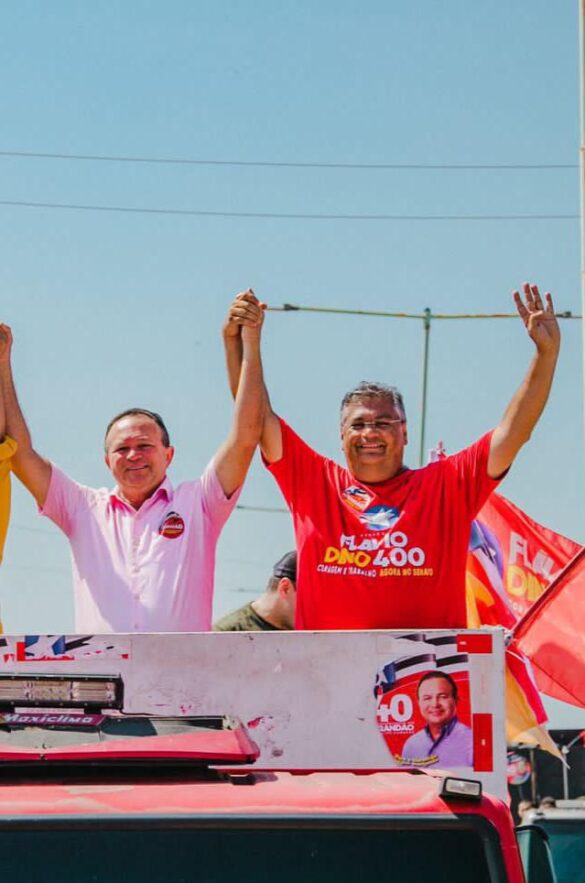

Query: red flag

[475,493,581,620]
[436,433,584,722]
[465,493,581,749]
[503,647,560,756]
[512,549,585,709]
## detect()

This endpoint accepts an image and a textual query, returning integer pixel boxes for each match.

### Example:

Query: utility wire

[10,507,289,537]
[11,523,59,535]
[0,199,578,222]
[6,564,70,574]
[268,305,582,319]
[236,504,288,514]
[0,149,577,170]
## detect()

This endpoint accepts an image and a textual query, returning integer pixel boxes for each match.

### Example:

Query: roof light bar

[440,776,483,801]
[0,675,123,710]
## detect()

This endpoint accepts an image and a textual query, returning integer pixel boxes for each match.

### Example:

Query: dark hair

[417,670,458,702]
[104,408,171,450]
[340,381,406,423]
[266,551,297,592]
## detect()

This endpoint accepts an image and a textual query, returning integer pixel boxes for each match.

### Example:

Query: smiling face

[417,676,458,737]
[340,396,408,483]
[105,415,175,509]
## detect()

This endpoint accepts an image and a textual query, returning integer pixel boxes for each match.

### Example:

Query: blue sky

[0,2,583,726]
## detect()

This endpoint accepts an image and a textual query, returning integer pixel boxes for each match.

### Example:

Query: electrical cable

[268,305,581,319]
[0,199,578,222]
[0,149,576,171]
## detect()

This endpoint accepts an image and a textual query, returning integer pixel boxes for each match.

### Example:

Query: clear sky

[0,2,583,727]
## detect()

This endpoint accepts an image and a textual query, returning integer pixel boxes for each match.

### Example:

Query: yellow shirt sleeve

[0,436,17,563]
[0,436,17,634]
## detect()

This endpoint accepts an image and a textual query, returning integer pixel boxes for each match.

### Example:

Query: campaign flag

[504,647,560,757]
[432,436,582,737]
[464,496,573,755]
[512,549,585,709]
[474,493,581,620]
[466,518,517,630]
[466,537,552,751]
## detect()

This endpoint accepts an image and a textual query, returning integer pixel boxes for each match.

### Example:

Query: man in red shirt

[224,285,560,630]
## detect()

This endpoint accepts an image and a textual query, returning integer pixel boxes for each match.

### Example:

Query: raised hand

[513,282,560,358]
[0,324,13,363]
[223,289,265,340]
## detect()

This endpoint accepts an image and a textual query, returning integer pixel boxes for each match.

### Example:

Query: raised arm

[214,292,267,497]
[488,283,560,479]
[0,324,52,506]
[222,289,283,464]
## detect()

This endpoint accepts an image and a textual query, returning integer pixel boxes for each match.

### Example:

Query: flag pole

[419,308,432,466]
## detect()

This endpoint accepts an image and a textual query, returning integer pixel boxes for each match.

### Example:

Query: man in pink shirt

[0,291,265,633]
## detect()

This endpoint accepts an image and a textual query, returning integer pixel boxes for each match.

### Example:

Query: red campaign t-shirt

[267,419,501,630]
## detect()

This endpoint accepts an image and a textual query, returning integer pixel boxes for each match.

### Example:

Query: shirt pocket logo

[158,511,185,539]
[341,485,375,512]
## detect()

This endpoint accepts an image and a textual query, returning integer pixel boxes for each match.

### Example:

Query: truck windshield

[0,822,505,883]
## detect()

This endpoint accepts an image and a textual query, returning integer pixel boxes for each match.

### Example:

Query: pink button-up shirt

[41,462,240,633]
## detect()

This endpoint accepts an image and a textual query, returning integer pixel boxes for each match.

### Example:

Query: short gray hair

[340,381,406,423]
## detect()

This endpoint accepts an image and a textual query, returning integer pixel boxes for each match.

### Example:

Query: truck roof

[0,770,525,883]
[0,767,512,825]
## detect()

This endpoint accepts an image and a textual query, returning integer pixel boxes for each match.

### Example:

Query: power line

[11,523,58,536]
[7,506,288,543]
[0,149,577,171]
[0,199,578,222]
[5,564,70,574]
[269,305,582,319]
[236,504,288,514]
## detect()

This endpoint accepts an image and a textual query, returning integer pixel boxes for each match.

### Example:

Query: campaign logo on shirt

[341,485,375,513]
[159,511,185,539]
[359,505,401,531]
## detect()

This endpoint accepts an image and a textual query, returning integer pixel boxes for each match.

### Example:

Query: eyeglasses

[347,419,404,433]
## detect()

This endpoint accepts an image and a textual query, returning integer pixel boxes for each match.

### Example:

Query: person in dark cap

[214,551,297,631]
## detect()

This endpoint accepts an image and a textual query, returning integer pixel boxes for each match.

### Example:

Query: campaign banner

[507,751,532,786]
[0,634,130,663]
[375,633,473,769]
[0,629,507,798]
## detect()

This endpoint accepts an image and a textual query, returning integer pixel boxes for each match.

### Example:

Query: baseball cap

[272,550,297,581]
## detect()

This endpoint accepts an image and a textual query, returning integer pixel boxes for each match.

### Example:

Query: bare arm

[214,293,267,497]
[223,290,283,464]
[488,283,560,478]
[0,324,52,506]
